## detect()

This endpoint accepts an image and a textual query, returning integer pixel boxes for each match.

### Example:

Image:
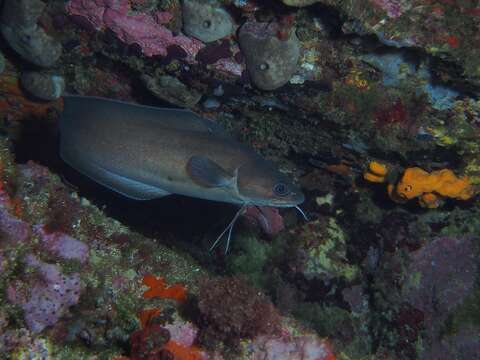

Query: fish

[59,95,306,251]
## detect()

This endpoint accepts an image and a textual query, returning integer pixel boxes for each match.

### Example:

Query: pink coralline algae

[212,58,244,77]
[34,225,89,263]
[0,161,88,333]
[0,174,29,247]
[243,206,285,236]
[251,332,336,360]
[18,161,51,180]
[164,319,200,349]
[0,206,29,245]
[403,236,478,335]
[370,0,410,18]
[7,255,82,333]
[66,0,109,29]
[66,0,204,59]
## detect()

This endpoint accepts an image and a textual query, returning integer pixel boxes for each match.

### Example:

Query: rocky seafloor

[0,0,479,359]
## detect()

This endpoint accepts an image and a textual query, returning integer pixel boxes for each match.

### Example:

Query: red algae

[43,192,82,235]
[130,323,171,359]
[446,35,459,48]
[276,14,296,41]
[138,308,162,329]
[197,276,281,346]
[374,99,408,127]
[163,340,205,360]
[142,275,187,302]
[129,307,207,360]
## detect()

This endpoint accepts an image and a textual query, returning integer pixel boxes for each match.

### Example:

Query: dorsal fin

[62,95,229,135]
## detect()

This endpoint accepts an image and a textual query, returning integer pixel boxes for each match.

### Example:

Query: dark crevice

[11,114,234,252]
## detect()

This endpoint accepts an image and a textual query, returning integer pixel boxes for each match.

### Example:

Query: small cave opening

[11,112,238,254]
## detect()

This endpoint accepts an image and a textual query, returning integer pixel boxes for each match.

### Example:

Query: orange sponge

[364,162,476,208]
[363,161,388,183]
[393,168,474,205]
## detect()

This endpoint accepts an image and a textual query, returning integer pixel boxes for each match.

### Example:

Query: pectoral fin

[187,156,234,188]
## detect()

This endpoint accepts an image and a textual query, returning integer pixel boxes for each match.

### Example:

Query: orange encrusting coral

[364,162,476,208]
[163,340,205,360]
[142,275,187,302]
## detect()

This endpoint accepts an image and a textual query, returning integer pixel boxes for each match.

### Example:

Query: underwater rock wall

[0,0,479,359]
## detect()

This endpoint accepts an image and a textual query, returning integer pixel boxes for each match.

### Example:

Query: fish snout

[271,189,305,207]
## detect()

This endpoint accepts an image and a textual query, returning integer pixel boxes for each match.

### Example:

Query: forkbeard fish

[60,96,306,252]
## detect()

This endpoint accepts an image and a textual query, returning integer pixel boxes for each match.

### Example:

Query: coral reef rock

[402,235,478,336]
[0,51,5,75]
[141,74,202,107]
[20,72,65,101]
[251,332,336,360]
[330,0,480,84]
[182,0,235,43]
[293,217,358,283]
[239,20,300,90]
[0,0,61,67]
[281,0,321,7]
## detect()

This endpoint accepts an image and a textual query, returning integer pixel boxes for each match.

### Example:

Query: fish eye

[259,63,269,71]
[404,185,413,192]
[203,20,212,29]
[273,182,289,197]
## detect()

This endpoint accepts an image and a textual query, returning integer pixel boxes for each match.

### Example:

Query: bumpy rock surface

[21,72,65,100]
[239,21,300,90]
[0,0,61,67]
[281,0,321,6]
[321,0,480,85]
[142,74,202,107]
[182,0,235,43]
[0,51,5,75]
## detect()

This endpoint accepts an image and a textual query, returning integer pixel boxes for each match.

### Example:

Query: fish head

[236,160,304,207]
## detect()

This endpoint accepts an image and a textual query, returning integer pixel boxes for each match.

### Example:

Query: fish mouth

[261,193,305,208]
[236,189,305,208]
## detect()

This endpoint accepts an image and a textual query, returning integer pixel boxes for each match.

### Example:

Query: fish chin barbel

[59,96,306,251]
[210,204,309,254]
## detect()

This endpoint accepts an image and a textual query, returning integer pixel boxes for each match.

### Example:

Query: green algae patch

[227,233,271,288]
[444,288,480,335]
[295,217,359,282]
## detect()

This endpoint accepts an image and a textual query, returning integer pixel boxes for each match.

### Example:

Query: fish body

[60,96,304,208]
